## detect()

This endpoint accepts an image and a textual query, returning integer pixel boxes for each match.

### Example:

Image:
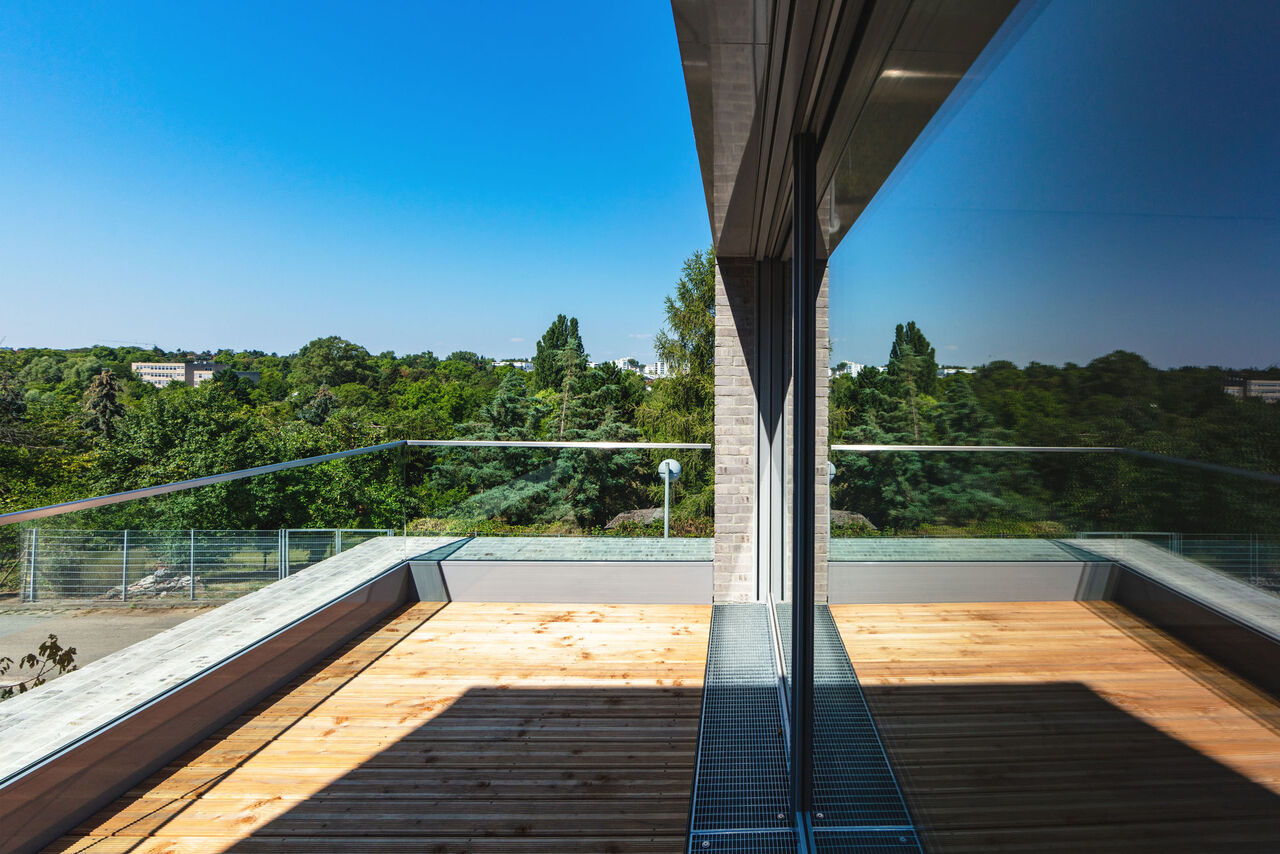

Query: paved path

[0,601,215,689]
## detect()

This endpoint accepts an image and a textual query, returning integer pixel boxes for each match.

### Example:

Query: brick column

[712,258,829,603]
[814,265,830,602]
[713,257,757,602]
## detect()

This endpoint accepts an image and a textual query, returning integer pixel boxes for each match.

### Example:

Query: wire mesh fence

[18,528,395,603]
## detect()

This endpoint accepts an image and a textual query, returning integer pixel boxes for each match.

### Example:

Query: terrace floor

[48,602,711,853]
[833,601,1280,853]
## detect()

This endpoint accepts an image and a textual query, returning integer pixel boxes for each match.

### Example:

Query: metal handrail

[831,444,1122,453]
[408,439,710,449]
[7,438,1275,527]
[0,439,713,526]
[0,441,406,526]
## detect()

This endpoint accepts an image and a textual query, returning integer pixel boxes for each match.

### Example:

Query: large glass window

[818,0,1280,846]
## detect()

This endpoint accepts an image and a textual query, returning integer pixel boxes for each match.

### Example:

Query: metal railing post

[189,529,196,600]
[336,529,343,554]
[284,529,290,577]
[1252,533,1260,586]
[663,477,671,539]
[121,529,129,602]
[28,528,37,602]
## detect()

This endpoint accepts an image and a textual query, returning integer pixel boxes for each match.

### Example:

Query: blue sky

[5,1,1278,370]
[831,0,1280,370]
[0,2,708,362]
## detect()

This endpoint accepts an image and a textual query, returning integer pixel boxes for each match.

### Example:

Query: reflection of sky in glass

[830,0,1280,370]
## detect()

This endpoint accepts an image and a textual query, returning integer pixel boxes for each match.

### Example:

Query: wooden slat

[831,601,1280,853]
[50,602,710,851]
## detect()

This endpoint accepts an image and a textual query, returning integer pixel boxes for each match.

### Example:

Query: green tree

[889,321,938,396]
[654,247,715,378]
[288,336,376,389]
[82,369,126,438]
[531,315,586,392]
[637,247,716,444]
[0,371,27,444]
[635,247,718,523]
[298,386,338,426]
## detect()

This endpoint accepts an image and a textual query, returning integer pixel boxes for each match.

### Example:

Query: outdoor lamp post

[658,459,682,539]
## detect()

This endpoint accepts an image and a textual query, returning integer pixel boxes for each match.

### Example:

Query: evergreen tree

[82,369,125,438]
[927,377,1005,524]
[481,371,544,437]
[889,321,938,395]
[298,386,337,426]
[936,377,996,443]
[885,343,927,443]
[531,314,586,392]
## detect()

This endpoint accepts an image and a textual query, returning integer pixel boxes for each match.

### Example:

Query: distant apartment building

[493,359,535,372]
[131,360,257,388]
[130,362,188,388]
[599,357,665,379]
[644,360,669,380]
[1224,378,1280,402]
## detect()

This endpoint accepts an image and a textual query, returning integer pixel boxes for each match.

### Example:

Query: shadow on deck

[49,602,709,853]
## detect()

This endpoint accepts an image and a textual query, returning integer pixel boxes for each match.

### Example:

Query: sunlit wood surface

[832,600,1280,853]
[48,602,710,853]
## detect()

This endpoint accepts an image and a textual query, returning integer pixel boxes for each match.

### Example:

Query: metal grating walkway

[687,603,920,852]
[688,603,797,850]
[811,829,924,853]
[812,604,916,832]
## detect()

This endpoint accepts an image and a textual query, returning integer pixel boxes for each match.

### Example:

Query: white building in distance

[131,361,227,388]
[644,360,669,380]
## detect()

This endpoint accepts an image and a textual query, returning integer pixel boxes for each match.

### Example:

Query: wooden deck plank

[832,600,1280,853]
[51,602,710,852]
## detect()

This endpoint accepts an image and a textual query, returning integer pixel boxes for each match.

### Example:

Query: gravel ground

[0,597,217,691]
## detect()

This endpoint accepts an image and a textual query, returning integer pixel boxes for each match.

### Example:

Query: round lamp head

[658,459,683,483]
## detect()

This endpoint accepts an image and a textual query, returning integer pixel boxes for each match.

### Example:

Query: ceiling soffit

[674,0,1037,260]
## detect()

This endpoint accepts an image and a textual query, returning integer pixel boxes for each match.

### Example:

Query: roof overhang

[672,0,1039,260]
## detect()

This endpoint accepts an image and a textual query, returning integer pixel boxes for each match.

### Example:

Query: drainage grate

[691,831,800,853]
[812,604,917,833]
[688,604,795,851]
[688,603,919,853]
[812,828,924,853]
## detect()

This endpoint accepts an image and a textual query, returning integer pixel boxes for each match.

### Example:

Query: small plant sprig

[0,634,77,700]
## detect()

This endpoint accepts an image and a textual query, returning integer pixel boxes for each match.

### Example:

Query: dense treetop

[3,249,1280,550]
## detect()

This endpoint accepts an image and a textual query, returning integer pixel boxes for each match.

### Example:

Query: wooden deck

[832,600,1280,853]
[49,602,711,853]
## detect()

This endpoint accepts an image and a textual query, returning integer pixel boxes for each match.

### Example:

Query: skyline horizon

[11,333,1280,376]
[6,1,1280,373]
